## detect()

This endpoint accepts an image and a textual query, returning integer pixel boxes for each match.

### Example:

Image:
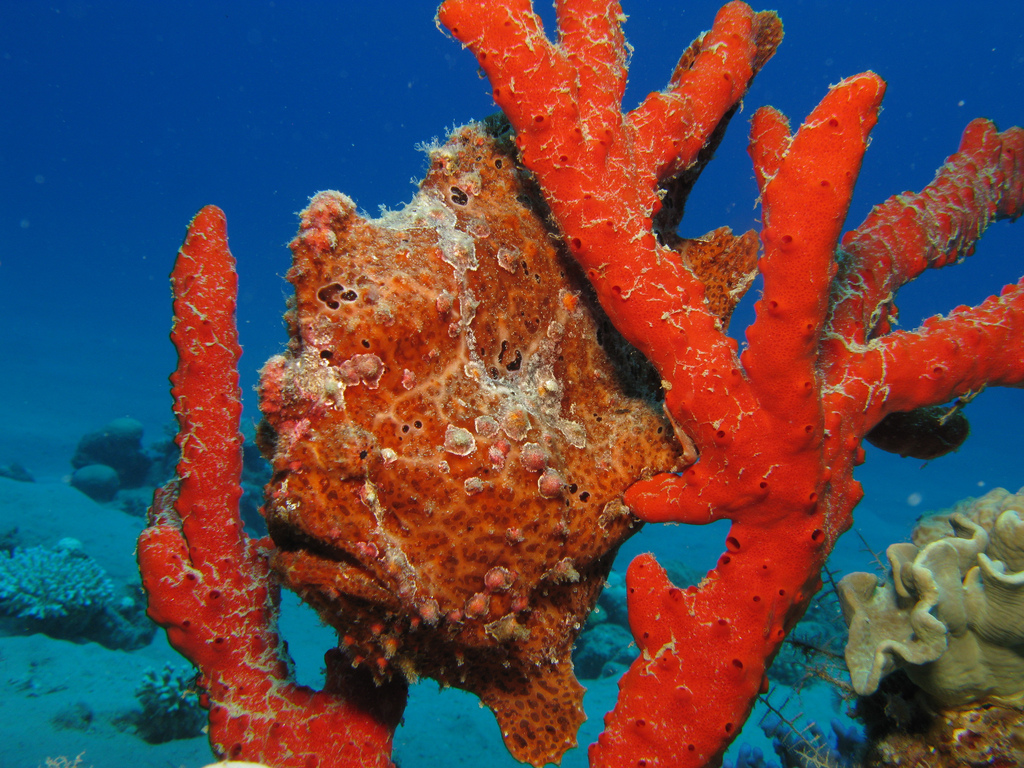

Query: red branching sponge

[437,1,1024,766]
[137,206,405,767]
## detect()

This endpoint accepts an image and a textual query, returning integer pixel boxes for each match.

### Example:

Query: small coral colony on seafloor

[132,1,1024,767]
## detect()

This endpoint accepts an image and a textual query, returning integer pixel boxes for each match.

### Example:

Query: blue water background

[1,2,1022,766]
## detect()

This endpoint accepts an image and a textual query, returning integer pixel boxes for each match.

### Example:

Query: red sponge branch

[863,279,1024,414]
[138,206,405,767]
[165,205,247,574]
[832,119,1024,345]
[744,73,885,423]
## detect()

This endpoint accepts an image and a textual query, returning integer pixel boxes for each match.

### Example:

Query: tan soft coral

[838,486,1024,707]
[255,123,683,766]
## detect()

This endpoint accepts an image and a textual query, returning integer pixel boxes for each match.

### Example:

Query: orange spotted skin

[257,124,683,767]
